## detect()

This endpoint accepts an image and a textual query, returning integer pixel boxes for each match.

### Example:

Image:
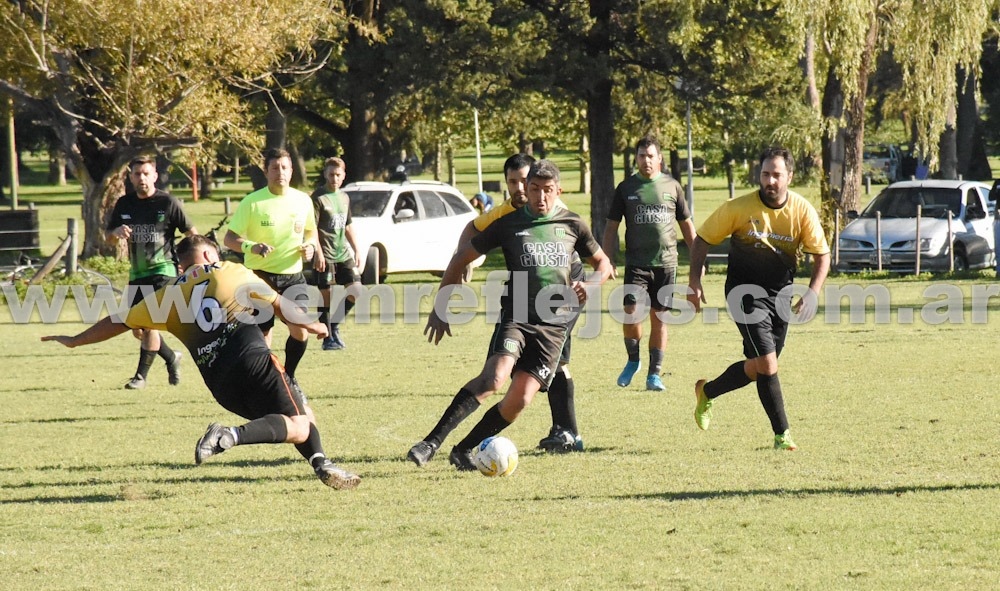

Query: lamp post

[474,108,483,194]
[674,78,695,215]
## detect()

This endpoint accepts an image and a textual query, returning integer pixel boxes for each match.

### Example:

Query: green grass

[2,153,999,589]
[2,271,999,589]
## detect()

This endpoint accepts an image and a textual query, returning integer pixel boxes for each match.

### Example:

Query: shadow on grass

[617,481,1000,502]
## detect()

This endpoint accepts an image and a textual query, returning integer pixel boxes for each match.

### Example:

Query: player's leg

[124,281,157,389]
[277,274,311,377]
[645,268,675,392]
[617,267,646,387]
[406,352,516,466]
[195,353,360,488]
[327,263,359,349]
[450,370,543,471]
[540,328,582,452]
[749,306,796,449]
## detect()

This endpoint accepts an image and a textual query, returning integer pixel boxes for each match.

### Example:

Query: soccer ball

[474,436,519,477]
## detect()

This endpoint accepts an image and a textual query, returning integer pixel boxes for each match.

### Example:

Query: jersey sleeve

[673,181,692,222]
[573,220,601,259]
[798,200,831,255]
[227,196,250,236]
[168,195,195,234]
[606,183,626,222]
[122,293,168,332]
[302,194,317,233]
[470,218,502,254]
[106,198,125,231]
[473,201,515,231]
[696,201,737,246]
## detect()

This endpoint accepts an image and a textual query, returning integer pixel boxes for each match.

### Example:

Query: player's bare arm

[793,252,831,322]
[600,220,621,280]
[42,315,131,348]
[224,229,273,257]
[424,242,481,345]
[686,236,710,312]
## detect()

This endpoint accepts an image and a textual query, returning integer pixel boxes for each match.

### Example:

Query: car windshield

[863,146,891,160]
[861,187,961,219]
[346,190,392,217]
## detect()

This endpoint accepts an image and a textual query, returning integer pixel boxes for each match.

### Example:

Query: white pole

[685,99,694,215]
[474,108,483,194]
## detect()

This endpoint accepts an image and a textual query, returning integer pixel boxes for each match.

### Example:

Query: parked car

[837,179,995,273]
[343,180,484,284]
[862,143,902,183]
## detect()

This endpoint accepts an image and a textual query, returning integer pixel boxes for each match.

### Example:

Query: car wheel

[954,248,968,272]
[362,246,381,285]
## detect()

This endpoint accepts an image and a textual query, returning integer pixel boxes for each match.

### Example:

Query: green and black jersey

[608,173,691,268]
[107,190,194,281]
[470,207,600,326]
[310,187,353,264]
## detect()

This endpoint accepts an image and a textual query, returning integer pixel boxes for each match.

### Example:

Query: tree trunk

[839,13,880,216]
[578,134,590,194]
[587,77,615,244]
[821,66,847,215]
[801,31,823,174]
[345,99,378,181]
[518,133,532,155]
[48,145,67,185]
[447,147,456,186]
[80,167,126,258]
[265,101,286,151]
[287,142,309,189]
[955,66,993,180]
[939,111,957,180]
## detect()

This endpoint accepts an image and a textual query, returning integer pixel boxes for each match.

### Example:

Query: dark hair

[503,153,536,176]
[129,156,156,170]
[636,134,661,154]
[263,148,291,170]
[176,234,219,263]
[527,159,560,183]
[760,146,794,174]
[323,156,345,172]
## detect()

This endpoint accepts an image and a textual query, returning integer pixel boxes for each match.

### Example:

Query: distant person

[106,156,197,390]
[224,148,318,379]
[389,164,408,183]
[602,134,696,392]
[42,235,361,489]
[470,192,494,213]
[407,160,613,471]
[309,157,362,350]
[686,146,830,451]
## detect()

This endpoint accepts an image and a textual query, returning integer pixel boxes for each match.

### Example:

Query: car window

[417,191,449,219]
[966,189,985,220]
[394,192,419,220]
[861,187,961,219]
[438,190,473,215]
[347,190,391,217]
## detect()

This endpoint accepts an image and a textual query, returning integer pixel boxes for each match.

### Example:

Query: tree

[0,0,341,256]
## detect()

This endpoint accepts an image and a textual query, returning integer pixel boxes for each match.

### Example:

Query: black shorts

[208,351,308,420]
[487,317,568,391]
[252,270,307,332]
[623,266,677,311]
[127,274,174,308]
[305,259,359,290]
[729,290,788,359]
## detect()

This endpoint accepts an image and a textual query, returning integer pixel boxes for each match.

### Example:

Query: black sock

[343,298,355,318]
[330,297,356,323]
[284,336,308,377]
[156,340,176,363]
[318,307,329,328]
[624,338,640,362]
[756,373,789,434]
[648,348,664,375]
[704,361,752,399]
[548,370,577,435]
[135,348,157,379]
[235,414,289,445]
[424,388,480,448]
[455,403,512,451]
[294,423,326,466]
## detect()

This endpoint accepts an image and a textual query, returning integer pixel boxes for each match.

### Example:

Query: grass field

[1,152,999,589]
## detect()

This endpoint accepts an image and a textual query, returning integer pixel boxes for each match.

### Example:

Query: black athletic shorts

[729,289,787,359]
[623,266,677,311]
[487,316,568,391]
[127,274,174,308]
[252,270,307,332]
[207,351,308,420]
[487,310,576,367]
[305,259,359,290]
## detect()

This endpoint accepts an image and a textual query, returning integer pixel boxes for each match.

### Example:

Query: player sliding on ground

[42,234,361,490]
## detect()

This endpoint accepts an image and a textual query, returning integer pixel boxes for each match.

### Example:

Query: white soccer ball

[474,436,519,477]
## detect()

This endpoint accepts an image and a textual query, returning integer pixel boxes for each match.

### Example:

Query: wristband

[241,240,257,254]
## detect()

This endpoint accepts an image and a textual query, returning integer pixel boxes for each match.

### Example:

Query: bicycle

[0,250,121,294]
[205,215,244,264]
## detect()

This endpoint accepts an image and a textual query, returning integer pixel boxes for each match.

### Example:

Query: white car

[343,180,484,284]
[837,179,995,273]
